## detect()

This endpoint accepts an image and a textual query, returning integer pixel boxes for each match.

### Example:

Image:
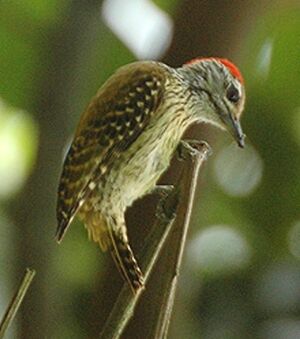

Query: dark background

[0,0,300,338]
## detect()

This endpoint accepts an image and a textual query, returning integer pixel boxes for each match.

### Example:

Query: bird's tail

[83,210,144,293]
[108,225,144,294]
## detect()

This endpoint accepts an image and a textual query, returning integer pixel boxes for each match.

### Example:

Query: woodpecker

[56,58,246,293]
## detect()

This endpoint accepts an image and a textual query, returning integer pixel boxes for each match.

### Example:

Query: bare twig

[0,268,36,339]
[99,141,210,339]
[151,141,211,339]
[100,191,179,339]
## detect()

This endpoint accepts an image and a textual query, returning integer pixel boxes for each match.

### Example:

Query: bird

[56,57,246,293]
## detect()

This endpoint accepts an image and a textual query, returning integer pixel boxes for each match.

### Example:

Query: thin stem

[99,190,179,339]
[153,141,210,339]
[0,268,36,339]
[99,141,210,339]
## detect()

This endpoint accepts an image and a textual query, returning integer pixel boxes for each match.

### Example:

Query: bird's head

[177,57,246,147]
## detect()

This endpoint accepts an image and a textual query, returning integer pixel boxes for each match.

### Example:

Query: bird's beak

[221,114,245,148]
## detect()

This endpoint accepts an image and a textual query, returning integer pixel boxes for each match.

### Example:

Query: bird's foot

[176,139,212,161]
[154,185,179,221]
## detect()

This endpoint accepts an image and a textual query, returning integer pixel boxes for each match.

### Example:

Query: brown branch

[99,140,211,339]
[0,268,36,339]
[151,141,211,339]
[99,191,179,339]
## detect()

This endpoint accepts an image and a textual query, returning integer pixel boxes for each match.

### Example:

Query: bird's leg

[176,139,212,161]
[152,185,174,197]
[154,140,211,220]
[153,185,179,221]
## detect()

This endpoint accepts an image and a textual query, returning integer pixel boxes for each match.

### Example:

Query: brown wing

[56,61,167,241]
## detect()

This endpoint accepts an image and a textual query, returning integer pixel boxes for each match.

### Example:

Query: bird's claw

[154,185,178,221]
[176,139,212,161]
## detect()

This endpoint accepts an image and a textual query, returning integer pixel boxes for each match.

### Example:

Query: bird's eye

[226,84,240,103]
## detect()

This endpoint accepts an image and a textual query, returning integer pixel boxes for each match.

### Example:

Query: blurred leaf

[0,29,38,108]
[0,0,71,27]
[0,100,38,198]
[240,7,300,236]
[52,221,101,289]
[243,8,300,107]
[153,0,180,14]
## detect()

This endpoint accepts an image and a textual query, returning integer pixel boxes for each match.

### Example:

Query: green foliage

[0,1,299,338]
[0,1,69,108]
[153,0,180,14]
[0,101,38,198]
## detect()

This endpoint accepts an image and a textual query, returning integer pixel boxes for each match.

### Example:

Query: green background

[0,1,299,338]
